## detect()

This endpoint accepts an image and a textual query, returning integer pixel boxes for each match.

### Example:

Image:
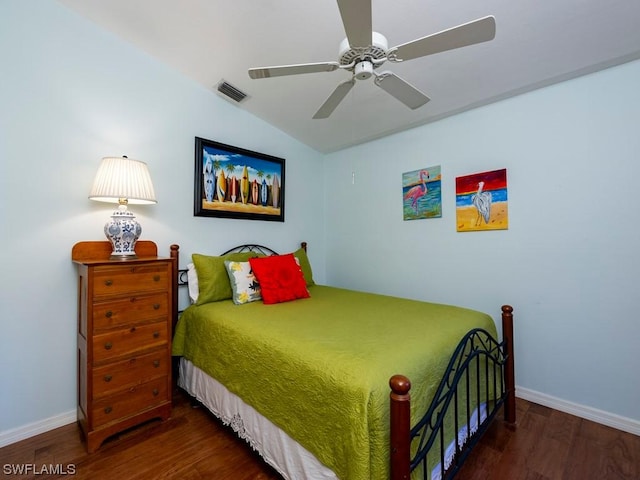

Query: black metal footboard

[413,328,506,479]
[390,305,515,480]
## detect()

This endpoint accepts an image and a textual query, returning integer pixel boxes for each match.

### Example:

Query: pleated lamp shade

[89,156,156,204]
[89,156,156,260]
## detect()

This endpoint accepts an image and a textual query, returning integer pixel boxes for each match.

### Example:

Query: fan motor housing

[339,32,388,69]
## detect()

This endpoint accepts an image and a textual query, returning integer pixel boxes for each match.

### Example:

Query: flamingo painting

[471,181,492,226]
[404,169,429,213]
[402,166,442,220]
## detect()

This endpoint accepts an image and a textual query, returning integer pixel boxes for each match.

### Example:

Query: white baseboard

[516,386,640,436]
[0,410,76,448]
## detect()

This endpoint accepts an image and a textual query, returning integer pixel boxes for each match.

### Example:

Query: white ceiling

[57,0,640,153]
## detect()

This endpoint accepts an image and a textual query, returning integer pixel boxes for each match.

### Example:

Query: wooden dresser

[72,241,175,453]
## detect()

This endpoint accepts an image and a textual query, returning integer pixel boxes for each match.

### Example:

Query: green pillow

[293,247,315,287]
[193,252,259,305]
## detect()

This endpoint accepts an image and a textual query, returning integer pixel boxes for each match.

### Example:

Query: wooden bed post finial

[170,244,180,333]
[389,374,411,480]
[501,305,516,424]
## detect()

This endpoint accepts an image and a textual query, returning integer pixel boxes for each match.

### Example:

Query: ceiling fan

[248,0,495,119]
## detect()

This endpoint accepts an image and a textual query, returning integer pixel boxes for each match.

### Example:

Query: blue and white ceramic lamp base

[104,206,142,260]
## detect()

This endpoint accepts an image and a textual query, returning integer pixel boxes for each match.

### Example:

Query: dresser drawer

[92,293,168,331]
[92,350,169,398]
[92,377,168,427]
[93,321,168,363]
[92,263,169,298]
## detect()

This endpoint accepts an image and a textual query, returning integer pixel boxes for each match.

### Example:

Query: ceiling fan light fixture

[354,61,373,80]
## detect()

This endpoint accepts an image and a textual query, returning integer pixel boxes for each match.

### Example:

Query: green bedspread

[172,285,496,480]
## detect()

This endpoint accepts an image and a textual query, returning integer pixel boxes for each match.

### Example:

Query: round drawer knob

[105,311,113,318]
[104,280,113,287]
[153,275,160,282]
[104,406,112,414]
[152,389,159,396]
[104,375,112,382]
[153,360,160,368]
[153,304,160,310]
[104,342,112,350]
[153,331,160,339]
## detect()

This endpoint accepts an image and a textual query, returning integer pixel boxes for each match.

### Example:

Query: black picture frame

[194,137,285,222]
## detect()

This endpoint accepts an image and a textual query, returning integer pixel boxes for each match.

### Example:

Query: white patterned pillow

[186,263,199,303]
[224,260,262,305]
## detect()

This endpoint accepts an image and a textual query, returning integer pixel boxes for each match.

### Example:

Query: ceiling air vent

[216,80,248,103]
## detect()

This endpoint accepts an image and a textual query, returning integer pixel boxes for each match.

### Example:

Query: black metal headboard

[177,268,189,288]
[174,241,307,292]
[220,244,280,256]
[176,244,283,288]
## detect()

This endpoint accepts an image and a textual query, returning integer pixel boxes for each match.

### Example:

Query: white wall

[324,59,640,424]
[0,0,325,437]
[2,0,639,444]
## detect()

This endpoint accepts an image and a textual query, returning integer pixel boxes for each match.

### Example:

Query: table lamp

[89,156,156,259]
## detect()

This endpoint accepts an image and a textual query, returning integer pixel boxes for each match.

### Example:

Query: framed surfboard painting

[194,137,285,222]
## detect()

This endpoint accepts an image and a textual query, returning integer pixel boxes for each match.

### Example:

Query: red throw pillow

[249,254,310,304]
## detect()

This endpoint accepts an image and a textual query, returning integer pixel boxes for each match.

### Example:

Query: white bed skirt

[178,358,338,480]
[179,358,485,480]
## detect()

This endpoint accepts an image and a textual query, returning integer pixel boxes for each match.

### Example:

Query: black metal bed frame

[410,328,508,479]
[220,244,280,256]
[390,304,515,480]
[170,243,515,480]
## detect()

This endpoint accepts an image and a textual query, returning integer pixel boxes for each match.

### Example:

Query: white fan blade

[391,16,496,62]
[374,72,430,110]
[337,0,372,48]
[249,62,340,79]
[313,79,356,119]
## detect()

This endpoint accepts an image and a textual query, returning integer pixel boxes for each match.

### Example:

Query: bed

[169,243,515,480]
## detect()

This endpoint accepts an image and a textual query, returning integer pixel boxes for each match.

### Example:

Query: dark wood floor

[1,390,638,479]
